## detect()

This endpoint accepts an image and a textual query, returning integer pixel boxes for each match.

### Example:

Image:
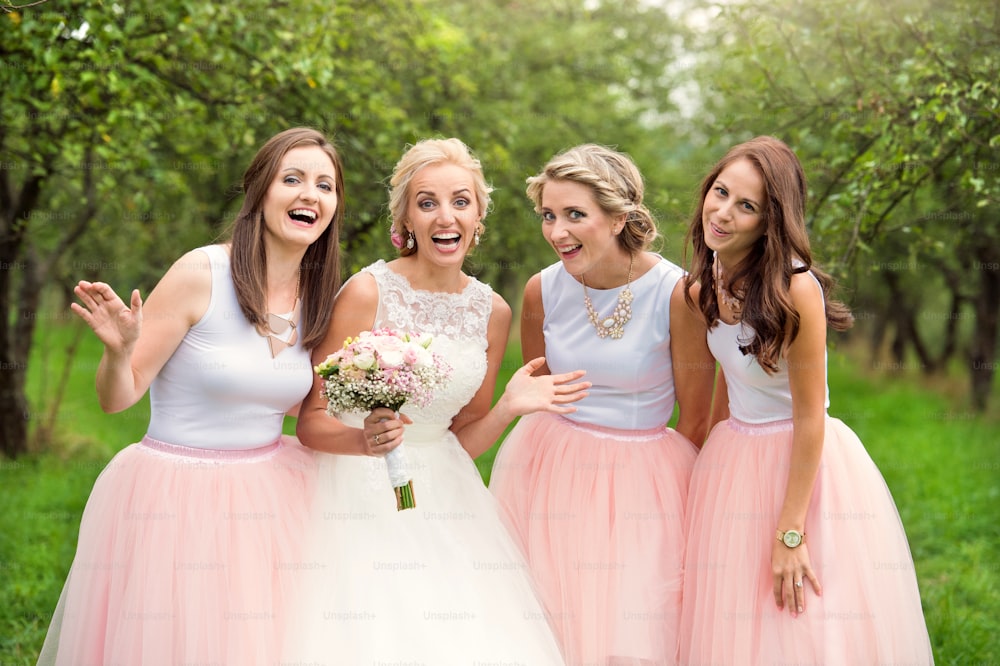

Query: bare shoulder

[334,271,379,311]
[167,247,213,285]
[489,290,512,325]
[788,271,824,313]
[523,272,542,296]
[145,247,214,326]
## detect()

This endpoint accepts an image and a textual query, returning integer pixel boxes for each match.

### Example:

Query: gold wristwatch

[776,528,805,548]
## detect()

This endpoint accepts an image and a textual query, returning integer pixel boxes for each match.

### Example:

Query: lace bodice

[345,260,493,436]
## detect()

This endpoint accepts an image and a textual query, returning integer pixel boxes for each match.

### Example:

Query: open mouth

[558,243,582,256]
[289,208,318,225]
[432,232,461,246]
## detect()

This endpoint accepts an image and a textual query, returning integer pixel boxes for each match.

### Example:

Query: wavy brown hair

[224,127,345,350]
[683,136,853,372]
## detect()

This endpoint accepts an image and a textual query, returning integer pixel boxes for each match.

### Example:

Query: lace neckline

[372,260,480,299]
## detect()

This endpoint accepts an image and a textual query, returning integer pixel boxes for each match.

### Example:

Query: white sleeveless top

[541,254,683,430]
[708,271,830,423]
[146,244,313,449]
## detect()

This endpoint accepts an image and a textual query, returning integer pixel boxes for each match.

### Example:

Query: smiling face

[404,162,482,267]
[701,157,767,265]
[539,178,627,285]
[262,145,338,251]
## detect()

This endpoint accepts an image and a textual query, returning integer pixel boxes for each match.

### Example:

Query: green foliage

[826,354,1000,664]
[683,0,1000,406]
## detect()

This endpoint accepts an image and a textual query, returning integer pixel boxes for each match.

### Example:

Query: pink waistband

[553,414,674,442]
[139,435,283,462]
[726,417,795,434]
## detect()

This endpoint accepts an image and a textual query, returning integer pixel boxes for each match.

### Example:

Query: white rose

[410,345,433,369]
[379,349,405,368]
[352,350,377,370]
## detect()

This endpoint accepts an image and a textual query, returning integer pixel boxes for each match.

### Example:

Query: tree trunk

[0,240,30,459]
[0,173,44,458]
[969,247,999,412]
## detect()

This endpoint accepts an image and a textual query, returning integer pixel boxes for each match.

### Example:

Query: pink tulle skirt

[36,435,317,666]
[490,413,698,666]
[679,416,933,665]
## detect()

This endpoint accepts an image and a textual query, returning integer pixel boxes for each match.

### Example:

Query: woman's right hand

[361,407,412,457]
[70,281,143,354]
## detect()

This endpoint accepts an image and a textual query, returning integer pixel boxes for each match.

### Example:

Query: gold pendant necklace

[582,253,635,340]
[713,253,743,321]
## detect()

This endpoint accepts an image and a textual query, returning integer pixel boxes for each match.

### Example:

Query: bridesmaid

[678,135,933,664]
[37,128,343,665]
[491,143,715,665]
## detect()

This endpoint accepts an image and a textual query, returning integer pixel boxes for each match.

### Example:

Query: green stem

[394,480,416,511]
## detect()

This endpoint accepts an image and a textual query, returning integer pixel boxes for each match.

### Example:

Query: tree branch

[1,0,51,12]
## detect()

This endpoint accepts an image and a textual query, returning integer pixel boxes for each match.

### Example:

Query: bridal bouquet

[314,328,452,510]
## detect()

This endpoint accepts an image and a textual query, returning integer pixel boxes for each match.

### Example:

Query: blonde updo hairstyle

[388,138,493,257]
[525,143,659,255]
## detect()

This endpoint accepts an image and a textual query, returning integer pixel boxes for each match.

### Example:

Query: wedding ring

[374,433,381,445]
[794,580,803,588]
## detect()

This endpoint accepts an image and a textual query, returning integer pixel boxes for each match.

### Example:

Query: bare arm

[772,272,828,615]
[519,273,549,372]
[669,279,715,448]
[451,290,589,459]
[70,249,210,413]
[296,274,409,455]
[709,370,730,430]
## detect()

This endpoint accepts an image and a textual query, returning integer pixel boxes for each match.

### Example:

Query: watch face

[782,530,803,548]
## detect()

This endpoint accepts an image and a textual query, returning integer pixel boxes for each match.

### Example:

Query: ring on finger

[374,433,381,445]
[794,580,803,588]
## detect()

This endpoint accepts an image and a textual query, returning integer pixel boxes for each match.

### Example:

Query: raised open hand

[70,281,143,353]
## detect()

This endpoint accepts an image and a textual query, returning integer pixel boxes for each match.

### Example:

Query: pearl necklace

[582,254,634,340]
[712,254,743,321]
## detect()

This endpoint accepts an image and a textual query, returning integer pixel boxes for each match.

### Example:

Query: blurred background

[1,0,997,662]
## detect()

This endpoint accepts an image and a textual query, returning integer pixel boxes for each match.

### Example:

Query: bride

[287,138,589,664]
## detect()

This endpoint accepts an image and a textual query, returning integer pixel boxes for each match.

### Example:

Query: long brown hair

[225,127,344,350]
[684,136,853,372]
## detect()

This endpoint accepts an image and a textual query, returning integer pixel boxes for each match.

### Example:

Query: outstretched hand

[500,357,590,418]
[70,281,143,354]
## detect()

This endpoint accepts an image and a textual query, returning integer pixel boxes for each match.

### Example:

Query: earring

[406,231,415,250]
[473,229,481,246]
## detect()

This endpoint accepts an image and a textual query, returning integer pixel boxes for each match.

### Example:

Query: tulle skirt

[679,416,934,665]
[284,421,566,665]
[36,435,317,666]
[490,413,699,666]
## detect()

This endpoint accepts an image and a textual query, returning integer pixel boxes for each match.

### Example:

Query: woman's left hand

[500,357,590,417]
[772,541,822,616]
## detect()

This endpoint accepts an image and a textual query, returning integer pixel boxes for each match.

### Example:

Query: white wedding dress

[286,260,565,665]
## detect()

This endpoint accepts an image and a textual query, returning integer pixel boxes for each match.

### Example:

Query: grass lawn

[1,326,997,664]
